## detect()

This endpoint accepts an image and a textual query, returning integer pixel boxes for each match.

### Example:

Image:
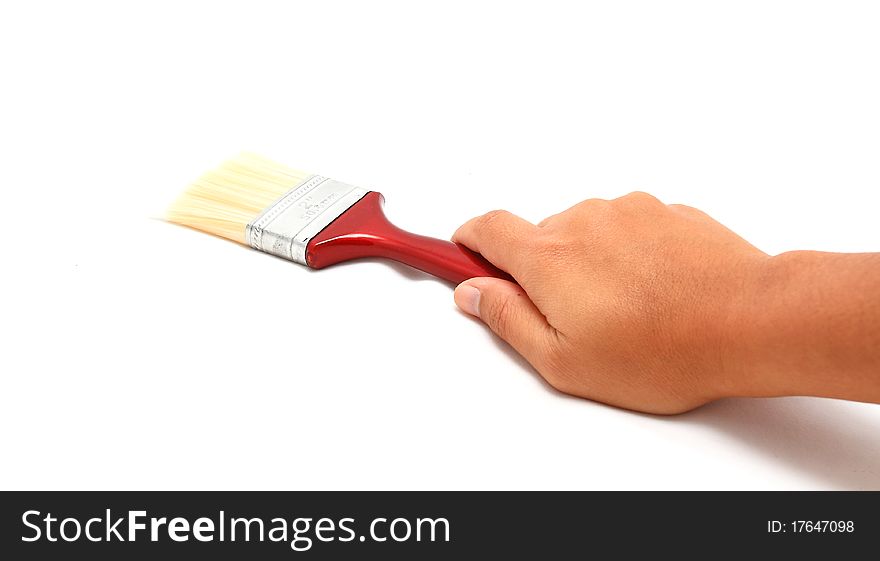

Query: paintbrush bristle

[167,153,311,244]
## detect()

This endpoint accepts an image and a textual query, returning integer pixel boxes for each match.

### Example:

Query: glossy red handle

[305,192,509,284]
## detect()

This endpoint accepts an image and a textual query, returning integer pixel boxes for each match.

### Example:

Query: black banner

[1,491,876,558]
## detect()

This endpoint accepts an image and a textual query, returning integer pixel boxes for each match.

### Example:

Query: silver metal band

[245,175,369,265]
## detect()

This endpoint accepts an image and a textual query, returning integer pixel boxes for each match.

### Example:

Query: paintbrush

[167,154,507,283]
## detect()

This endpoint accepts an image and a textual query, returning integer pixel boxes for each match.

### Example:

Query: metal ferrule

[245,175,369,265]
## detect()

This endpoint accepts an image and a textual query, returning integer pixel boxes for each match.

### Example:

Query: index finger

[452,210,538,280]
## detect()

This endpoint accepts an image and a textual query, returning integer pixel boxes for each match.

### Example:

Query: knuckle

[622,190,661,205]
[537,209,571,229]
[576,197,611,212]
[476,209,512,230]
[571,198,615,224]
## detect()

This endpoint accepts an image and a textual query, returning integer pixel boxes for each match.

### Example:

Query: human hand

[452,192,769,414]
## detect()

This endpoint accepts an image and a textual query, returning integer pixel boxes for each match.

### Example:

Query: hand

[454,192,880,414]
[452,192,771,414]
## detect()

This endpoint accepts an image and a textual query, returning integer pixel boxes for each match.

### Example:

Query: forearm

[732,251,880,403]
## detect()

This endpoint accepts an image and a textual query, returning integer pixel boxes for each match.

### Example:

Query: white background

[1,1,879,490]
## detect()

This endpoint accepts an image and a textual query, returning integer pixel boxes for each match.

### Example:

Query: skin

[452,192,880,414]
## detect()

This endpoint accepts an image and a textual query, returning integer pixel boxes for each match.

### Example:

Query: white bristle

[167,153,311,244]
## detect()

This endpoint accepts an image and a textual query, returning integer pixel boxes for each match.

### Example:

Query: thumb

[454,277,558,368]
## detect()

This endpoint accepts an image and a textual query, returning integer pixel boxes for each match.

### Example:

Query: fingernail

[455,284,481,317]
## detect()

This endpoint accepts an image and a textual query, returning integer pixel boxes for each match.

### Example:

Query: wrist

[714,251,805,399]
[720,250,829,399]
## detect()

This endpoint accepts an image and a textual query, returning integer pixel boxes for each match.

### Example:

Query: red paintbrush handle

[305,191,509,284]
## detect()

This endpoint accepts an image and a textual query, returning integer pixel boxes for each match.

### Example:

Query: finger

[452,210,537,279]
[454,277,559,371]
